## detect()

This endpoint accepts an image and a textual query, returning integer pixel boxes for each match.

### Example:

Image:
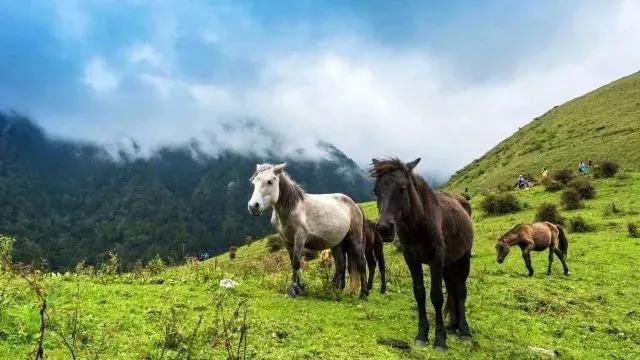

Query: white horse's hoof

[414,339,427,347]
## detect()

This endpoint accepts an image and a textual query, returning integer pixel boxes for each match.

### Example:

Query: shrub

[480,193,521,215]
[552,169,574,185]
[561,188,583,210]
[595,160,619,178]
[147,255,166,275]
[544,180,564,192]
[569,216,595,232]
[266,234,284,253]
[229,246,238,260]
[569,178,596,199]
[628,223,640,238]
[535,203,565,225]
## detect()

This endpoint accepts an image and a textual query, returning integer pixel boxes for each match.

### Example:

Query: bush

[595,160,619,178]
[628,223,640,238]
[147,255,166,275]
[569,216,595,232]
[561,188,583,210]
[552,169,574,185]
[535,203,565,225]
[569,178,596,199]
[544,180,564,192]
[229,246,238,260]
[266,234,284,253]
[481,193,521,215]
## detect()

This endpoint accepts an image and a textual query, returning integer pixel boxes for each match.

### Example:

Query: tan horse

[248,163,368,298]
[496,222,569,276]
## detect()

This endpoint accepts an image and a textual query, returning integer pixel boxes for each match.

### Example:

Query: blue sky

[1,1,639,178]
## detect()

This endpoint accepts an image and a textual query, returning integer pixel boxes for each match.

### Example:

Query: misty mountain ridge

[0,112,372,270]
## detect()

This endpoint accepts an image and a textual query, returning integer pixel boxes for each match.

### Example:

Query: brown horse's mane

[503,223,527,238]
[251,164,306,214]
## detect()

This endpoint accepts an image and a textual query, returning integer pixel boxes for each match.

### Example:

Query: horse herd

[247,158,570,351]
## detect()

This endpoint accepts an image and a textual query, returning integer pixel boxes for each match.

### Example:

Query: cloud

[129,44,165,69]
[82,58,119,93]
[7,1,640,181]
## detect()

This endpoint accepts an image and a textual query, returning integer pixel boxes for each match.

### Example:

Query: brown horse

[496,222,569,276]
[370,158,474,350]
[363,219,387,294]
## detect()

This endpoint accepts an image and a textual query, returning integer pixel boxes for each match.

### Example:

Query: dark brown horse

[496,222,569,276]
[363,219,387,294]
[370,158,474,351]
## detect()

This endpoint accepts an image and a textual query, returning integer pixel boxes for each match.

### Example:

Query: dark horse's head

[369,157,422,242]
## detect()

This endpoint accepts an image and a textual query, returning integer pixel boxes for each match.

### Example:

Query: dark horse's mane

[251,164,306,214]
[369,158,436,204]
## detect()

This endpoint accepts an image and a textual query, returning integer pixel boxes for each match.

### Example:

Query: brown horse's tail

[347,253,361,295]
[557,226,569,258]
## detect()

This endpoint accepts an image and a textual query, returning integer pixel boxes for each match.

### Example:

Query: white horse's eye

[267,180,273,185]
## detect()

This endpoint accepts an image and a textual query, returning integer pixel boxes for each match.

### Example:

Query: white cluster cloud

[58,1,640,180]
[83,57,119,93]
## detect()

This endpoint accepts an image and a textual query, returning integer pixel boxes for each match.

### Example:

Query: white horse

[248,163,368,298]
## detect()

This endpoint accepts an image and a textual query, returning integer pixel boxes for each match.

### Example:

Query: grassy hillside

[1,173,640,359]
[446,72,640,193]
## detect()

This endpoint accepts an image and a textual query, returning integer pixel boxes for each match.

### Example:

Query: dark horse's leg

[429,252,447,351]
[444,270,459,333]
[452,251,472,340]
[404,252,428,347]
[332,243,346,290]
[553,248,570,276]
[522,244,534,276]
[373,240,386,294]
[365,248,376,292]
[547,245,555,275]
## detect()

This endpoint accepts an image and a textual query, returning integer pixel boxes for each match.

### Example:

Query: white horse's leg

[288,229,306,297]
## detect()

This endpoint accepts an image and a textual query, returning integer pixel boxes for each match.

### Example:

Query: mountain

[0,113,372,270]
[445,72,640,192]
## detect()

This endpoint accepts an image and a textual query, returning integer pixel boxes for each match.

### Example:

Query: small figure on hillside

[578,161,590,174]
[541,167,548,180]
[517,174,526,190]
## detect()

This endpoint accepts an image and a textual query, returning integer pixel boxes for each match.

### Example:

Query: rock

[377,337,411,350]
[219,278,238,289]
[528,346,558,359]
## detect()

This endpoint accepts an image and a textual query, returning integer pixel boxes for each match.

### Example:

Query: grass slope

[2,173,640,359]
[446,72,640,193]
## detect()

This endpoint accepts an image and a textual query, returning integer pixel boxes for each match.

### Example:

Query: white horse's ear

[273,163,287,174]
[406,158,421,171]
[256,164,261,170]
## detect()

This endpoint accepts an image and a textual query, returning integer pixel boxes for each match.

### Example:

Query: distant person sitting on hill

[517,175,526,190]
[578,161,590,174]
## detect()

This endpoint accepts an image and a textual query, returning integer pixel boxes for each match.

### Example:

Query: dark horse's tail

[557,226,569,258]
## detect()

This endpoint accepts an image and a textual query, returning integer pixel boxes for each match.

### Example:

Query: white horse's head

[248,163,287,216]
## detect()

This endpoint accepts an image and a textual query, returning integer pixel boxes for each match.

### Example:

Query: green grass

[446,72,640,193]
[2,174,640,359]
